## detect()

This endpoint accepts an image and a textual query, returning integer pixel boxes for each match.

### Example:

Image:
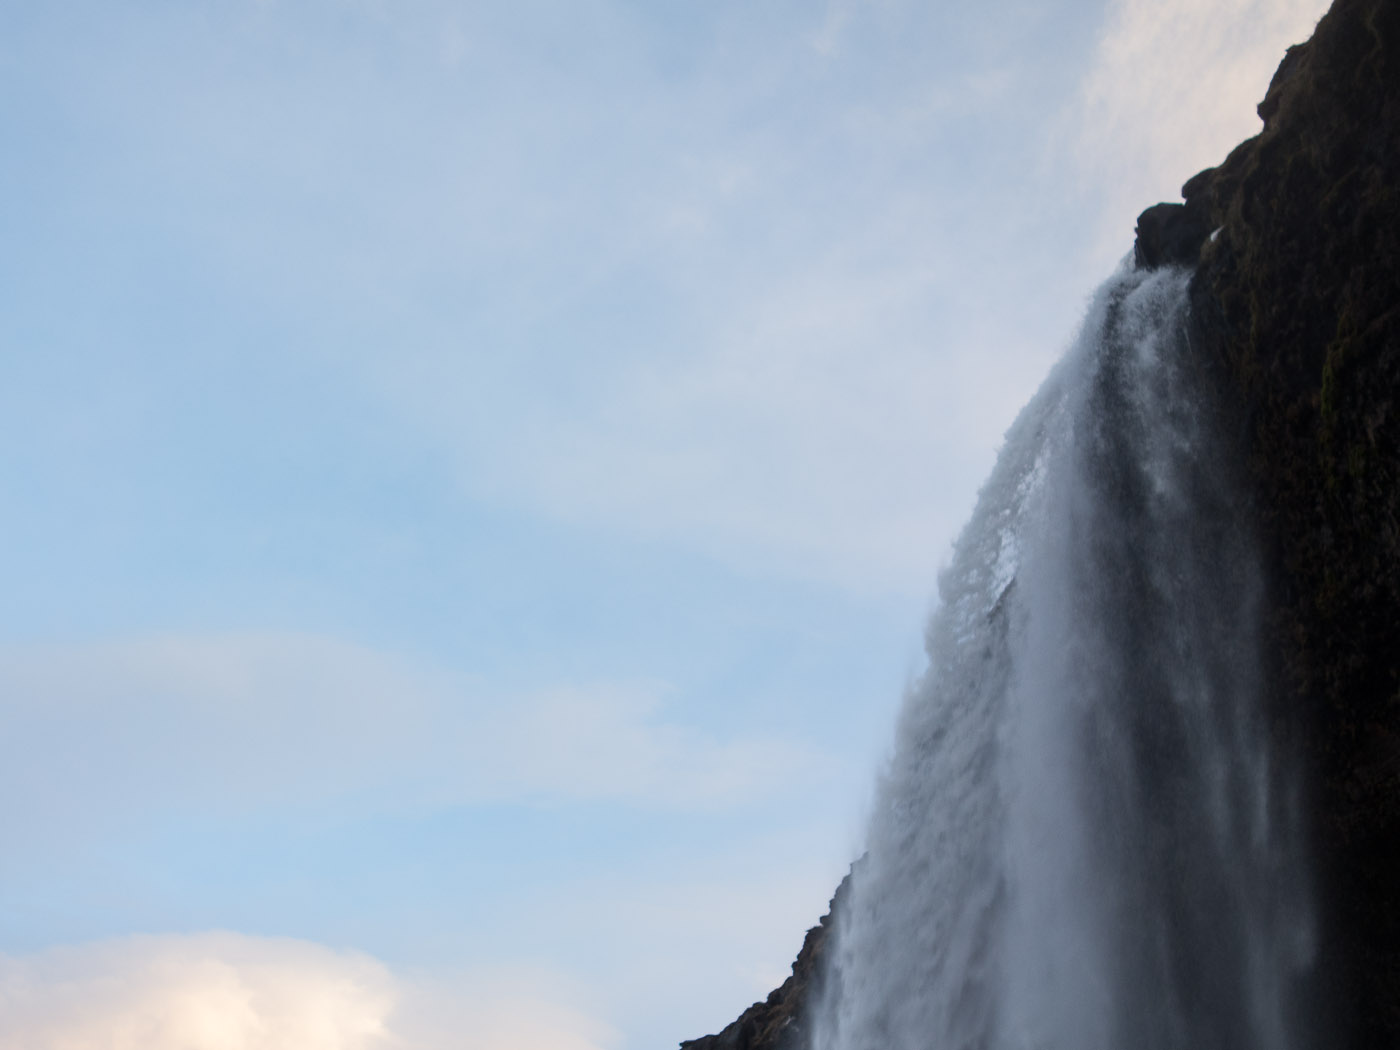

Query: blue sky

[1,1,1327,1047]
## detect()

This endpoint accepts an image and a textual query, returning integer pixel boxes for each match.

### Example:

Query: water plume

[815,265,1315,1050]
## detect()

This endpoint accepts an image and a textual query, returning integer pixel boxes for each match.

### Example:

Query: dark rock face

[1133,201,1212,269]
[681,0,1399,1044]
[678,875,849,1050]
[1177,0,1400,1042]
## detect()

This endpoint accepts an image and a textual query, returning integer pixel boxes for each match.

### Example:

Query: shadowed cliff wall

[1182,0,1400,1041]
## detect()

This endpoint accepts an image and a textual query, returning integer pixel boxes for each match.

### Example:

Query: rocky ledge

[678,874,850,1050]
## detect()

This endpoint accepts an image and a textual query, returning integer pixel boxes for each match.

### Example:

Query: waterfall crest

[814,265,1315,1050]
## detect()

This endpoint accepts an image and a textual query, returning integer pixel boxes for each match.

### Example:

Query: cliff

[680,0,1400,1043]
[1179,0,1400,1041]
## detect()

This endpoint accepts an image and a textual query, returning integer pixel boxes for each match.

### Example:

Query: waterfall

[814,265,1316,1050]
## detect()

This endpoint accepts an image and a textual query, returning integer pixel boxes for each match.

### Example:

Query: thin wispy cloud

[5,0,1073,596]
[0,634,820,839]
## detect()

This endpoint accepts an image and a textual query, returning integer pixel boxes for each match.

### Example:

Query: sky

[0,1,1329,1047]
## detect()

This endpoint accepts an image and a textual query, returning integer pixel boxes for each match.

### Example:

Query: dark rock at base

[677,874,851,1050]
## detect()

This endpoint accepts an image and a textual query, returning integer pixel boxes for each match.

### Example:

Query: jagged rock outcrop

[679,874,851,1050]
[1133,200,1212,270]
[680,0,1399,1044]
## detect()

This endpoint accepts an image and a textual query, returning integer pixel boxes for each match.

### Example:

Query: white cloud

[0,633,819,841]
[1068,0,1331,265]
[0,933,613,1050]
[392,970,616,1050]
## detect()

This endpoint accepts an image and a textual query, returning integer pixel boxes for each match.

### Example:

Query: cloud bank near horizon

[0,933,613,1050]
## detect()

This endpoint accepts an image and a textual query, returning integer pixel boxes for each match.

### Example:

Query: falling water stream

[814,265,1316,1050]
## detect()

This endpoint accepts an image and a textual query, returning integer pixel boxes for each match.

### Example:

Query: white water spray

[815,265,1315,1050]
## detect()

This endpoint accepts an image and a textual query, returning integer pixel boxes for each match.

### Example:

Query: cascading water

[814,264,1316,1050]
